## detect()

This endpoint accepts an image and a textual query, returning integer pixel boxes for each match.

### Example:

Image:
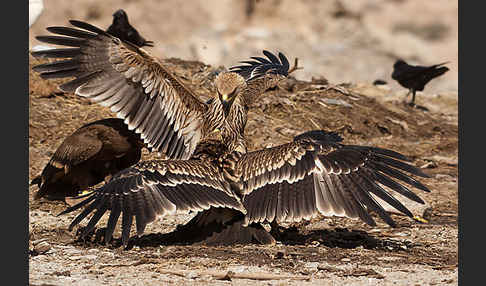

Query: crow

[106,9,154,48]
[391,59,449,106]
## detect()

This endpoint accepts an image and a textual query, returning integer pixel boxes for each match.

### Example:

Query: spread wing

[237,130,430,227]
[59,159,245,246]
[230,50,290,81]
[31,20,207,160]
[229,50,291,106]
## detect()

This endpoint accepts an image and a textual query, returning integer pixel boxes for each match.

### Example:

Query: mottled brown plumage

[31,20,431,247]
[31,20,291,160]
[59,130,430,247]
[31,118,144,201]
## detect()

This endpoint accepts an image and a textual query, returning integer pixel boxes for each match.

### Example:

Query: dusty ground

[29,1,458,285]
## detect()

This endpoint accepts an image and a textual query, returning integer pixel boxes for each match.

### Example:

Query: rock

[320,98,352,107]
[33,241,51,254]
[304,262,319,271]
[425,155,457,166]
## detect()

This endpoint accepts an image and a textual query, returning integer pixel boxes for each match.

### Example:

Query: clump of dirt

[29,55,457,285]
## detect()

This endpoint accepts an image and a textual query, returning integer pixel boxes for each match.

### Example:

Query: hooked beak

[221,93,229,101]
[220,92,234,117]
[222,98,231,117]
[219,87,239,117]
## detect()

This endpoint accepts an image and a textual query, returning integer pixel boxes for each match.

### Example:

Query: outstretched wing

[237,130,430,227]
[230,50,290,81]
[59,159,245,246]
[229,50,291,106]
[31,20,207,160]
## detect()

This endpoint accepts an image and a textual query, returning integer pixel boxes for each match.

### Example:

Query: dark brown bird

[106,9,154,48]
[58,130,430,247]
[31,20,293,161]
[391,59,449,106]
[31,118,144,201]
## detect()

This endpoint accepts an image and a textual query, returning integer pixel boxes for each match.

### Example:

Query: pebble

[101,251,115,259]
[394,232,410,237]
[377,256,401,262]
[67,254,97,261]
[33,241,51,254]
[320,98,352,107]
[63,248,82,255]
[304,262,319,270]
[341,258,351,262]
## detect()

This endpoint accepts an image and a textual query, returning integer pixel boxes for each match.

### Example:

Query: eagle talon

[413,216,428,224]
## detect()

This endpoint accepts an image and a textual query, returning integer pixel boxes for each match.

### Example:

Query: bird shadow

[270,226,412,251]
[404,101,429,112]
[74,224,207,249]
[75,225,414,252]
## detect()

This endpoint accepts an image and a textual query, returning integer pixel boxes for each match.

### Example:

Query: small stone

[341,258,351,262]
[63,248,82,255]
[320,98,352,107]
[33,241,51,254]
[304,262,319,271]
[394,232,410,237]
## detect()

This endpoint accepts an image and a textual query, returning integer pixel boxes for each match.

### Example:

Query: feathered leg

[176,208,276,245]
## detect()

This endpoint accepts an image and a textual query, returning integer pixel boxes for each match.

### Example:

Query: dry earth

[29,1,458,285]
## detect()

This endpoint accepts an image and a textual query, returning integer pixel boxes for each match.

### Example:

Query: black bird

[391,59,449,106]
[30,118,144,202]
[106,9,154,48]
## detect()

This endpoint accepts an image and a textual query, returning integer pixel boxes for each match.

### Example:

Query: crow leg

[409,90,416,106]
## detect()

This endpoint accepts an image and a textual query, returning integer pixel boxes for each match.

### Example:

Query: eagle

[57,130,430,246]
[31,118,144,201]
[31,19,430,247]
[31,20,293,161]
